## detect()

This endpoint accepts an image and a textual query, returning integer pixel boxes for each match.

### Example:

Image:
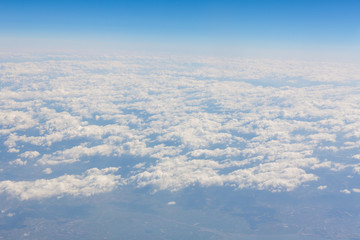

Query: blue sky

[0,0,359,59]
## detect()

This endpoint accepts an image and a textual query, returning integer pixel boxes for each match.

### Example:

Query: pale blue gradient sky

[0,0,359,60]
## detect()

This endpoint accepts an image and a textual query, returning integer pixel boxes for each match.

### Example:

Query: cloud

[0,167,122,200]
[1,54,360,198]
[134,156,318,192]
[19,151,40,159]
[43,168,52,174]
[37,144,115,165]
[6,212,15,217]
[317,185,327,190]
[0,110,36,135]
[340,189,351,194]
[9,158,27,166]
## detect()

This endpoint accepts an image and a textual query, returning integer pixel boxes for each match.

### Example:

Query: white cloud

[134,156,318,192]
[9,158,27,166]
[19,151,40,159]
[37,144,115,165]
[43,168,52,174]
[340,189,351,194]
[0,167,122,200]
[134,157,223,191]
[7,148,19,153]
[6,212,15,217]
[317,185,327,190]
[0,110,36,135]
[1,55,360,197]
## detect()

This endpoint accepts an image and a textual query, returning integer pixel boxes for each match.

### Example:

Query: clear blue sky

[0,0,359,59]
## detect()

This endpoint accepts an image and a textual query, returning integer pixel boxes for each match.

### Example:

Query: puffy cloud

[6,212,15,217]
[0,167,122,200]
[9,158,27,166]
[0,110,36,135]
[340,189,351,194]
[1,54,360,197]
[134,156,318,192]
[134,157,224,191]
[37,144,115,165]
[19,151,40,159]
[188,147,242,158]
[227,163,318,192]
[43,168,52,174]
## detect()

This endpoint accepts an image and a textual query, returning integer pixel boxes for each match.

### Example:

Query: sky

[0,0,359,59]
[2,1,360,239]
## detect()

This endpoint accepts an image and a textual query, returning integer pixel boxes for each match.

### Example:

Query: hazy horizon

[1,0,360,61]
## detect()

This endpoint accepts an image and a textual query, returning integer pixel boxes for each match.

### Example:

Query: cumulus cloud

[37,144,115,165]
[0,110,36,135]
[0,167,122,200]
[19,151,40,159]
[9,159,27,166]
[43,168,52,174]
[1,54,360,198]
[6,212,15,217]
[340,189,351,194]
[134,156,318,192]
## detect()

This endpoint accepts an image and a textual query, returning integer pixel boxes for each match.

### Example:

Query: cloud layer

[1,54,360,200]
[0,167,121,200]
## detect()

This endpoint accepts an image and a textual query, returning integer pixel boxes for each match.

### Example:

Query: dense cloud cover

[1,54,360,200]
